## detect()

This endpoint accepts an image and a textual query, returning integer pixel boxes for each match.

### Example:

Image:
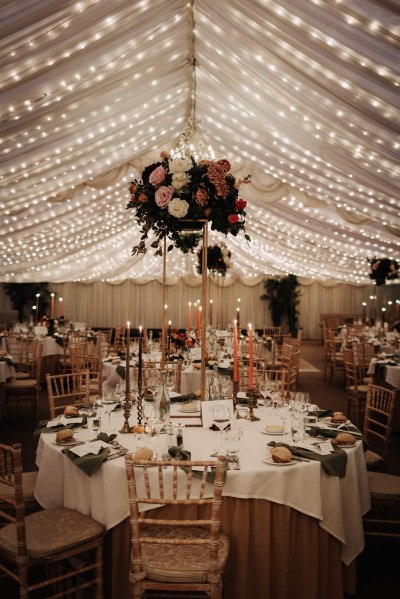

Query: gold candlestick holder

[119,390,133,434]
[247,389,260,422]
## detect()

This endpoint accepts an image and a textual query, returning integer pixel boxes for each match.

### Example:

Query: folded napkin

[62,446,110,476]
[316,409,333,419]
[209,423,231,432]
[307,424,367,450]
[33,418,86,439]
[170,392,199,404]
[0,356,15,367]
[167,446,226,483]
[116,365,126,380]
[62,433,118,476]
[268,441,347,477]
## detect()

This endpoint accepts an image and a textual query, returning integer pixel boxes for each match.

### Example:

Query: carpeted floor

[1,339,399,598]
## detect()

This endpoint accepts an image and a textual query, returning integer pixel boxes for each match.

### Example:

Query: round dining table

[34,403,370,599]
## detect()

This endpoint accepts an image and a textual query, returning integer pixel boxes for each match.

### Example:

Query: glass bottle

[154,371,171,422]
[208,364,222,401]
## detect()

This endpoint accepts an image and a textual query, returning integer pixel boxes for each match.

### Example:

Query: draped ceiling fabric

[1,0,399,286]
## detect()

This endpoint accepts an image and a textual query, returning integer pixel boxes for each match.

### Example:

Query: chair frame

[342,347,369,426]
[363,383,396,471]
[0,442,104,598]
[46,371,91,419]
[124,454,228,599]
[5,342,43,417]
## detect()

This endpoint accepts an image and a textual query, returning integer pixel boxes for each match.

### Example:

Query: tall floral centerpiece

[127,153,250,255]
[369,257,399,286]
[196,242,232,276]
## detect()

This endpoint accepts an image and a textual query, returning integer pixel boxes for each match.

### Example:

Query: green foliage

[4,282,50,321]
[260,274,300,335]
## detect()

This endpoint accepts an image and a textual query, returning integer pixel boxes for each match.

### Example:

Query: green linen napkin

[0,356,16,367]
[116,365,126,380]
[306,424,367,450]
[268,441,347,477]
[316,409,333,419]
[61,432,117,476]
[167,446,227,483]
[170,392,199,404]
[62,446,110,476]
[33,418,86,439]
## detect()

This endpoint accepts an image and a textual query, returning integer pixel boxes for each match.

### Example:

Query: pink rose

[149,165,166,186]
[228,214,239,224]
[155,185,174,208]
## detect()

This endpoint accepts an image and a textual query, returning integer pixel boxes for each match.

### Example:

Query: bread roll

[333,432,356,445]
[64,405,79,416]
[331,412,347,423]
[134,448,153,460]
[271,446,292,463]
[56,429,74,443]
[133,424,144,434]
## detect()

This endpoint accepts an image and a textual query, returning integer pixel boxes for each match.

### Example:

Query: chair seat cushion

[365,450,383,470]
[368,472,400,501]
[6,379,37,390]
[136,525,229,583]
[0,507,104,558]
[0,471,38,502]
[348,385,368,394]
[14,371,31,380]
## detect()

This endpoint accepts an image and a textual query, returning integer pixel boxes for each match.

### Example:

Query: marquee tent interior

[1,0,399,334]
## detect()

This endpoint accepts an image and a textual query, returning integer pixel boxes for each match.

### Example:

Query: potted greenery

[260,274,300,336]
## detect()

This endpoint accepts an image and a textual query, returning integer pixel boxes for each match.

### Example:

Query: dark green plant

[3,282,50,321]
[261,274,300,335]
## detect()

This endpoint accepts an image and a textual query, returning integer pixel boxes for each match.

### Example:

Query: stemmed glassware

[211,404,232,454]
[100,393,118,434]
[234,405,251,451]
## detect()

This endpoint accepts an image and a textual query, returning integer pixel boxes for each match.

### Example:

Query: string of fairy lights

[0,0,399,284]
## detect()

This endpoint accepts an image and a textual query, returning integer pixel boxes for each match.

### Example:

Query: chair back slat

[46,371,91,418]
[363,384,396,469]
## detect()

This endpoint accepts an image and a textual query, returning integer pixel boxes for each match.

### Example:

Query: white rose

[169,157,192,174]
[168,198,189,218]
[172,172,190,190]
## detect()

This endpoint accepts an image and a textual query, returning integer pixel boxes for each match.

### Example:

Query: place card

[68,440,110,457]
[46,416,84,427]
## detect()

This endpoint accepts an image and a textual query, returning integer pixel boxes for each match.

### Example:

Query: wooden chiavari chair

[5,342,43,417]
[0,442,105,597]
[124,453,229,599]
[363,384,397,471]
[46,371,90,419]
[342,347,369,427]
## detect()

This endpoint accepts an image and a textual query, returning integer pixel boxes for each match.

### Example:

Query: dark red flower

[236,198,247,210]
[228,214,239,224]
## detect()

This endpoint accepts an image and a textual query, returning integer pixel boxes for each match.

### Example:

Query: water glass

[225,427,241,454]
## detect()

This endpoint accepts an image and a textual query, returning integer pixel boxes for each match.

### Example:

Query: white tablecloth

[0,360,15,383]
[35,408,370,566]
[368,358,400,389]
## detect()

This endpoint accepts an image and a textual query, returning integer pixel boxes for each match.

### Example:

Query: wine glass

[212,404,232,454]
[259,380,272,409]
[234,405,251,451]
[102,392,118,434]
